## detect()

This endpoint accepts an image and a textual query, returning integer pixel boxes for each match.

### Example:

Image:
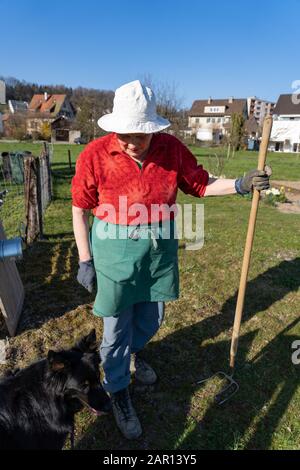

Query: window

[211,118,215,123]
[206,118,211,123]
[217,117,221,123]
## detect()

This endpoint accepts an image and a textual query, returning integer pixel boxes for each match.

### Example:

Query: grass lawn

[189,145,300,181]
[0,141,299,450]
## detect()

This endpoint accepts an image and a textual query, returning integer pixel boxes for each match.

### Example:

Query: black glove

[235,165,272,195]
[77,259,96,293]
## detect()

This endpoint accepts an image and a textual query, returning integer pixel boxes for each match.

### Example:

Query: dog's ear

[47,350,69,371]
[77,329,97,353]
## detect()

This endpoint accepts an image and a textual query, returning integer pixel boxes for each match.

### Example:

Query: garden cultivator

[197,116,273,405]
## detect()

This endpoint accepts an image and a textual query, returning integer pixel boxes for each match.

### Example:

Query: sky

[1,0,299,108]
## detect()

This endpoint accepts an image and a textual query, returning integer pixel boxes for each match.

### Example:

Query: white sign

[292,340,300,365]
[204,106,225,114]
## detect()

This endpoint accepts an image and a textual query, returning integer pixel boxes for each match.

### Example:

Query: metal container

[0,237,23,261]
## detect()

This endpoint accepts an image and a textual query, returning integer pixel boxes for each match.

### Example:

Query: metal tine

[215,381,239,405]
[197,370,231,385]
[196,371,226,385]
[196,371,239,405]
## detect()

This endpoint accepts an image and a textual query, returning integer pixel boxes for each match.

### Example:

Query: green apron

[91,218,179,317]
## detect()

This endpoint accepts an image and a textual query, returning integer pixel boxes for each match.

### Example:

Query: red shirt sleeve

[178,143,209,197]
[71,148,99,209]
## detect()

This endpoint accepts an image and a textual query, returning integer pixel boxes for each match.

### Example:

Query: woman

[71,80,270,439]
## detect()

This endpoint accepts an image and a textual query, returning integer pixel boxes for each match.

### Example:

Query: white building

[269,94,300,153]
[189,97,248,143]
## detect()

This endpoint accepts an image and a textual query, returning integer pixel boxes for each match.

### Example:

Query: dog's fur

[0,329,111,449]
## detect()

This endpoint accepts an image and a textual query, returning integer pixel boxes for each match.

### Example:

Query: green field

[189,145,300,180]
[0,141,299,450]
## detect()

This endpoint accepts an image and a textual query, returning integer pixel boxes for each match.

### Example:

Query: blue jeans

[100,301,165,393]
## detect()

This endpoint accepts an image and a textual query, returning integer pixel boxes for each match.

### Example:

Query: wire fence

[0,143,53,242]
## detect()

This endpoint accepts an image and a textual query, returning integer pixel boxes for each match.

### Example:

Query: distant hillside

[0,75,114,107]
[0,76,115,140]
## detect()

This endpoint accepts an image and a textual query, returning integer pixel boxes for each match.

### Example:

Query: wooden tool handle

[230,116,273,369]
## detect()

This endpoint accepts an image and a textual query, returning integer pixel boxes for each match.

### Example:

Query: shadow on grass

[51,168,75,180]
[51,162,75,167]
[74,258,300,450]
[14,238,94,335]
[42,232,75,240]
[172,317,300,450]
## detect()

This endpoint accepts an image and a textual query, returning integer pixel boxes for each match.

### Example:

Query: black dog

[0,329,111,449]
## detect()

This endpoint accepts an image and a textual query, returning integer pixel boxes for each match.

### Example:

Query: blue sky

[1,0,299,108]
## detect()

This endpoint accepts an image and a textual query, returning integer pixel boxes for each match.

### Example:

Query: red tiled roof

[28,94,66,115]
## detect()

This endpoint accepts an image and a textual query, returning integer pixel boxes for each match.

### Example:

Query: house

[8,100,28,114]
[269,94,300,153]
[51,116,81,143]
[26,93,76,137]
[247,97,275,126]
[188,97,248,143]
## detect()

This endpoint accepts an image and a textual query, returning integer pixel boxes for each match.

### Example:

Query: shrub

[264,187,287,206]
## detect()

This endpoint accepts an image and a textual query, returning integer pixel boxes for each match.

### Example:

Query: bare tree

[71,88,114,141]
[229,113,245,152]
[4,114,27,140]
[139,74,186,136]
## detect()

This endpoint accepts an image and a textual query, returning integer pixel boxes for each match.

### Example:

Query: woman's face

[116,133,153,159]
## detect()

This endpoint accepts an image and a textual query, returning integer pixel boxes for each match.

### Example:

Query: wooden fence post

[68,149,72,170]
[41,143,53,202]
[24,155,43,244]
[23,149,52,245]
[36,156,43,240]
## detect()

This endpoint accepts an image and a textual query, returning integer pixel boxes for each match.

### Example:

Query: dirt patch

[272,180,300,193]
[274,250,298,262]
[276,191,300,214]
[270,181,300,214]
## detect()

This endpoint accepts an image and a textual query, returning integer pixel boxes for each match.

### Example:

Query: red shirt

[71,132,209,224]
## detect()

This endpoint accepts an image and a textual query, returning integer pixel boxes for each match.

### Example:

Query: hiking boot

[111,388,142,440]
[130,354,157,385]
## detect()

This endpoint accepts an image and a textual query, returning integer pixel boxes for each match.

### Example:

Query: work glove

[235,165,272,195]
[77,259,96,293]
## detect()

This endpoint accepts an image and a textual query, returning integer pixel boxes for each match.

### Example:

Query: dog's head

[47,329,111,415]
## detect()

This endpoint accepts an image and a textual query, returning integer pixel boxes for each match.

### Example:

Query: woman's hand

[77,259,96,293]
[235,165,272,195]
[72,205,95,292]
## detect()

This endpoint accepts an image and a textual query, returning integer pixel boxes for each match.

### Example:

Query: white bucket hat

[97,80,170,134]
